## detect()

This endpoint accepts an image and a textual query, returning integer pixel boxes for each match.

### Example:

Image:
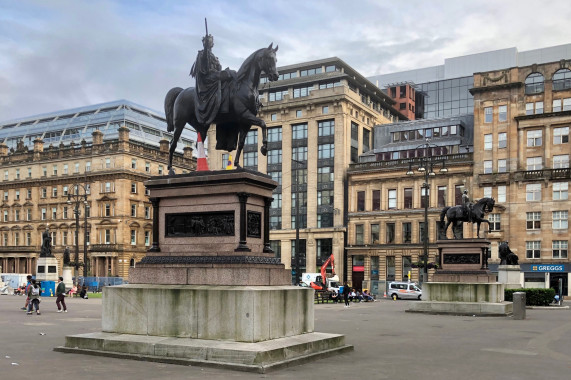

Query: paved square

[1,295,570,379]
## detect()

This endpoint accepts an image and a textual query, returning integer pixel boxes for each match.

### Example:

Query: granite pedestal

[55,170,351,372]
[36,257,59,282]
[497,265,522,289]
[407,239,512,316]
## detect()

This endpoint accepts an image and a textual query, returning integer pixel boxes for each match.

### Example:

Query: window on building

[386,223,395,244]
[14,190,19,201]
[269,171,282,185]
[131,183,137,193]
[317,190,333,206]
[553,211,568,229]
[245,130,258,145]
[552,68,571,91]
[527,157,543,170]
[14,209,19,221]
[483,187,492,198]
[322,106,328,114]
[388,189,397,209]
[526,212,541,230]
[498,159,507,173]
[2,210,7,222]
[27,209,32,221]
[145,231,150,246]
[370,224,380,244]
[27,168,32,178]
[42,166,47,176]
[158,165,164,175]
[52,165,58,176]
[355,224,364,245]
[26,232,31,246]
[357,191,365,211]
[554,127,569,144]
[292,168,307,186]
[51,207,57,219]
[489,214,501,231]
[403,188,413,209]
[525,72,544,94]
[553,155,569,169]
[526,184,541,201]
[498,185,506,203]
[526,241,541,259]
[292,146,307,162]
[105,204,111,217]
[564,98,571,111]
[130,230,136,245]
[498,132,507,148]
[291,212,307,229]
[104,229,111,244]
[318,143,334,159]
[270,215,282,230]
[296,110,302,118]
[63,186,68,196]
[317,166,333,183]
[527,130,542,147]
[455,185,464,205]
[268,90,288,102]
[372,190,380,211]
[292,124,307,140]
[484,160,493,174]
[268,127,282,142]
[553,182,568,200]
[271,193,282,209]
[419,185,431,208]
[105,158,111,168]
[535,101,544,114]
[145,206,151,219]
[553,241,568,259]
[131,204,137,217]
[553,98,562,112]
[498,105,507,121]
[402,222,412,243]
[86,161,91,172]
[74,162,80,173]
[131,159,137,169]
[145,162,150,173]
[3,191,7,201]
[484,107,493,123]
[243,152,258,168]
[484,134,492,150]
[318,120,334,136]
[271,113,277,121]
[41,208,47,220]
[437,186,447,207]
[270,240,281,259]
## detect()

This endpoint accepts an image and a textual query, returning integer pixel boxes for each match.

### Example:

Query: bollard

[512,292,526,320]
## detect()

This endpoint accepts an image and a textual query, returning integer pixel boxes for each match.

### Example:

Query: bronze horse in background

[164,43,279,174]
[439,197,495,239]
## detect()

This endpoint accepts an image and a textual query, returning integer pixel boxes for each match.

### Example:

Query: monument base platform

[497,265,522,289]
[406,301,513,316]
[36,257,59,282]
[55,331,352,373]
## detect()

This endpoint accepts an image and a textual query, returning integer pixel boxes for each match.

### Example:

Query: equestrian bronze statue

[439,197,495,239]
[164,26,279,174]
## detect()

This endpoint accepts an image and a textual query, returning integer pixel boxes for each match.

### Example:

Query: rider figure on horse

[462,189,473,223]
[190,24,232,127]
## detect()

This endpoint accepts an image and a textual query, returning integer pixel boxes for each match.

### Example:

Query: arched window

[129,258,135,267]
[553,68,571,91]
[525,73,544,94]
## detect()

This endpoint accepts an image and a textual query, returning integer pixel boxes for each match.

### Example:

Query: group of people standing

[331,282,376,307]
[20,275,85,315]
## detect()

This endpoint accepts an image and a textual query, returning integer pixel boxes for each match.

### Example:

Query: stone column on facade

[306,118,318,229]
[282,124,293,229]
[110,257,115,276]
[282,239,292,269]
[306,237,316,273]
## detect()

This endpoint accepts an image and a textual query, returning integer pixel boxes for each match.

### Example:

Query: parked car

[388,282,422,300]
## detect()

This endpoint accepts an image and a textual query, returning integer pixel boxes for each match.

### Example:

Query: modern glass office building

[369,44,571,119]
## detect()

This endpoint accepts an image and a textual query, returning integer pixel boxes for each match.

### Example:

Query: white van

[388,282,422,300]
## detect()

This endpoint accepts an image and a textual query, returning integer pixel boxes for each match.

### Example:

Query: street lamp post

[67,183,89,282]
[292,158,305,285]
[406,140,447,284]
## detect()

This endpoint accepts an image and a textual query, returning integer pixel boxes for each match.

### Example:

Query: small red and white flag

[196,133,209,171]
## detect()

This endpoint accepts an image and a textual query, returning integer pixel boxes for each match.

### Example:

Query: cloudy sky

[1,0,570,122]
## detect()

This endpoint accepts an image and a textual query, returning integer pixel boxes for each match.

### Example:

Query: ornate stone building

[471,60,570,295]
[0,101,195,278]
[346,115,474,291]
[207,57,405,283]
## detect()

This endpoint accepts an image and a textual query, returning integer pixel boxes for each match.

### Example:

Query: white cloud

[0,0,570,121]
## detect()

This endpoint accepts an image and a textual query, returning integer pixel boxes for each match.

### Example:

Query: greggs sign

[531,265,565,272]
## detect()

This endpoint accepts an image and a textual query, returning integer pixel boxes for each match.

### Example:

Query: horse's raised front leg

[240,111,268,156]
[259,120,268,156]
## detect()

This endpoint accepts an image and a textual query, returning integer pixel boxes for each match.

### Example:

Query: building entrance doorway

[550,273,568,296]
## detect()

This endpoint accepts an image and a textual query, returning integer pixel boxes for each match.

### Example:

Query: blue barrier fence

[72,276,125,292]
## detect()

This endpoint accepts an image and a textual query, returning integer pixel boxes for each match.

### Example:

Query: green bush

[505,288,555,306]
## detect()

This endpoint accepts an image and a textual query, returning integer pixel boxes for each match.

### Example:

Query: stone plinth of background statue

[56,169,351,372]
[497,241,522,289]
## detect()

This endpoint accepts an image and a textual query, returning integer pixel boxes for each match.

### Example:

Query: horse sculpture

[164,43,279,173]
[439,197,495,239]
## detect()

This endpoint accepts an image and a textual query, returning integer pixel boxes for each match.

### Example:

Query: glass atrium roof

[0,100,196,154]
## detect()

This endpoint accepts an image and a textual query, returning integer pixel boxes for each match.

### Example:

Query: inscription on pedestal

[247,211,261,238]
[443,254,480,264]
[165,212,235,237]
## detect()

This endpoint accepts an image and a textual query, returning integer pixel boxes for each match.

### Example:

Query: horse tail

[440,207,450,223]
[164,87,184,133]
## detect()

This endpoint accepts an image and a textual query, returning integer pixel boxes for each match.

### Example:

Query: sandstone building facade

[207,57,405,283]
[0,101,195,278]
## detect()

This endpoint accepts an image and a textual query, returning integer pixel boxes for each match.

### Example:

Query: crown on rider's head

[202,34,214,48]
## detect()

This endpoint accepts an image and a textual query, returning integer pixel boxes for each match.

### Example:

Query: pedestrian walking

[55,276,67,313]
[21,275,32,310]
[342,282,350,308]
[26,279,41,315]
